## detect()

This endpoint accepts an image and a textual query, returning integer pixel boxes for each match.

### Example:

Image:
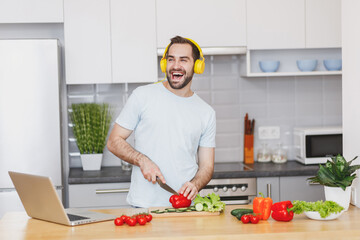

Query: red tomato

[126,217,137,226]
[145,214,152,222]
[138,217,147,225]
[241,215,250,224]
[136,214,144,222]
[120,215,130,222]
[250,215,260,224]
[114,217,124,226]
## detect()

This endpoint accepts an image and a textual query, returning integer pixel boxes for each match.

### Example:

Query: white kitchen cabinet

[110,0,157,83]
[305,0,341,48]
[69,183,131,208]
[64,0,112,84]
[0,0,63,23]
[247,0,305,49]
[156,0,246,48]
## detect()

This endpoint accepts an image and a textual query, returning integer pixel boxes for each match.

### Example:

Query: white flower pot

[80,154,102,171]
[324,186,351,211]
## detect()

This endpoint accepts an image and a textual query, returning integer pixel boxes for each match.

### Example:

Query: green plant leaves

[307,154,360,190]
[71,103,112,154]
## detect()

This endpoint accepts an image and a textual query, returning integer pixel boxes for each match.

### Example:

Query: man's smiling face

[166,43,195,90]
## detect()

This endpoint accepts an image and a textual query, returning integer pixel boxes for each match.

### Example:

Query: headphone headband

[160,37,205,74]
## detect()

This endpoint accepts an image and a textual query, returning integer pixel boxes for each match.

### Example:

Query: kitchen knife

[156,177,178,195]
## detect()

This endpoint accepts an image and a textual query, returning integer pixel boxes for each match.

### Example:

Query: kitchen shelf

[245,70,341,77]
[243,49,342,77]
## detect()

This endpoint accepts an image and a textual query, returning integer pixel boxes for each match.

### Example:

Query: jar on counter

[272,143,287,164]
[257,143,272,162]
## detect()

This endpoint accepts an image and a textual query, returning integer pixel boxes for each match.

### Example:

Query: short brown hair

[166,36,200,62]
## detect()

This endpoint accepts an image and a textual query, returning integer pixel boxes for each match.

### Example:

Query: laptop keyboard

[67,213,90,221]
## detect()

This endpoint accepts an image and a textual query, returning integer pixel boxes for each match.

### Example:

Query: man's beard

[166,69,194,89]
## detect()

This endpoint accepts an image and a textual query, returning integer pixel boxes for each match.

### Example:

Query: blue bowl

[259,60,280,72]
[296,60,318,71]
[324,59,342,71]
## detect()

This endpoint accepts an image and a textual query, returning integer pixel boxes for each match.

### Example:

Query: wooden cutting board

[148,207,221,218]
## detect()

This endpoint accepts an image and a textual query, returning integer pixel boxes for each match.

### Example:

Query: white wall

[342,0,360,207]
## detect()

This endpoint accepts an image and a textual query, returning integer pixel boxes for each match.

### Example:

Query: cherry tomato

[136,214,145,222]
[250,215,260,224]
[138,217,147,225]
[145,214,152,222]
[114,217,124,226]
[120,215,130,222]
[241,214,250,224]
[126,217,137,226]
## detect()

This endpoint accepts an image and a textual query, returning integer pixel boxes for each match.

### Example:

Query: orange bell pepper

[253,192,273,220]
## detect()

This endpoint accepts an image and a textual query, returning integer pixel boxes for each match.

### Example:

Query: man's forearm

[107,136,145,167]
[191,164,214,191]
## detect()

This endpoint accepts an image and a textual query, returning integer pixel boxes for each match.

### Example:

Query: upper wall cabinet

[110,0,157,83]
[305,0,341,48]
[0,0,63,23]
[64,0,157,84]
[64,0,112,84]
[247,0,341,50]
[247,0,305,49]
[156,0,246,48]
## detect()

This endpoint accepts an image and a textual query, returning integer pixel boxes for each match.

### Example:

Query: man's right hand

[138,156,165,184]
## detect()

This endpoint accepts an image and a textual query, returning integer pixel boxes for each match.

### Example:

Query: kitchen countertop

[69,161,320,184]
[1,205,360,240]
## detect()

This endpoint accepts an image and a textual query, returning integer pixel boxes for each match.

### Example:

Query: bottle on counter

[272,143,287,164]
[257,143,272,163]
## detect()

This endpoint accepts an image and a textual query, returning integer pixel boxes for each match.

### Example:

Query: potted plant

[70,103,112,171]
[308,154,360,211]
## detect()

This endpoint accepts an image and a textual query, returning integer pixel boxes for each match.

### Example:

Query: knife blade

[156,177,178,195]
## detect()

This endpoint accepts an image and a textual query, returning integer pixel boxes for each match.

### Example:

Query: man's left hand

[179,181,198,200]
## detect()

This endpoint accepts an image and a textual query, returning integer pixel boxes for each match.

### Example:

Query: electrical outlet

[258,126,280,140]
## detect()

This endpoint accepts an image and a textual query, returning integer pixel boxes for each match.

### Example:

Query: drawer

[69,182,131,208]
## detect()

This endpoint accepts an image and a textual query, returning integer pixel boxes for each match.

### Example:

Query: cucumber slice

[156,210,165,214]
[167,208,176,212]
[195,203,204,211]
[177,207,188,211]
[150,210,159,213]
[185,209,192,212]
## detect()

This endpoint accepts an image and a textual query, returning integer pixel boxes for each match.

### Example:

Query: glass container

[272,143,287,164]
[257,143,272,163]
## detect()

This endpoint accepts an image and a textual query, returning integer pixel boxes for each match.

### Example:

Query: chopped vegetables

[290,200,344,218]
[193,193,226,212]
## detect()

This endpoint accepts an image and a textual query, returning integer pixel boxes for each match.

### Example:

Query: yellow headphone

[160,38,205,74]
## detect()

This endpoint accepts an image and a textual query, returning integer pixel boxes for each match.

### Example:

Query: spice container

[257,143,271,163]
[272,143,287,164]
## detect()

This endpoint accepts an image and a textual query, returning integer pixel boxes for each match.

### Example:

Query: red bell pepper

[253,192,273,220]
[271,201,294,222]
[169,194,191,208]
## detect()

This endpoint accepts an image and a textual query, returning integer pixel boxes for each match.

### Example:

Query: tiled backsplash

[67,55,342,167]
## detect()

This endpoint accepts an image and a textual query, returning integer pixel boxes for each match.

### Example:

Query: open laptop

[8,171,116,226]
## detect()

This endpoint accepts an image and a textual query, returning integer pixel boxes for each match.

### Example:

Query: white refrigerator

[0,39,62,218]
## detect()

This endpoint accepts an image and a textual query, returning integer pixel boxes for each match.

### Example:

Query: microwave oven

[294,126,342,165]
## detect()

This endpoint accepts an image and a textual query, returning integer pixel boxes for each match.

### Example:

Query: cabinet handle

[267,183,272,198]
[307,182,320,185]
[96,188,129,194]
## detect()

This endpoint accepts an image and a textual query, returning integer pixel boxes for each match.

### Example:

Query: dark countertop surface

[69,161,320,184]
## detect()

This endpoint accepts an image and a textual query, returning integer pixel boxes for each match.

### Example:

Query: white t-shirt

[115,82,216,208]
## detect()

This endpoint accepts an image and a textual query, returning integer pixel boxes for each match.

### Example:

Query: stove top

[214,162,253,173]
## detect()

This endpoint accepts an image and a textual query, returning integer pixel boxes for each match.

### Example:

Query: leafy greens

[193,193,226,212]
[290,200,344,218]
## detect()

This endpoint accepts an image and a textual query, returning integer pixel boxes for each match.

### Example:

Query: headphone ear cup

[160,58,167,73]
[194,59,205,74]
